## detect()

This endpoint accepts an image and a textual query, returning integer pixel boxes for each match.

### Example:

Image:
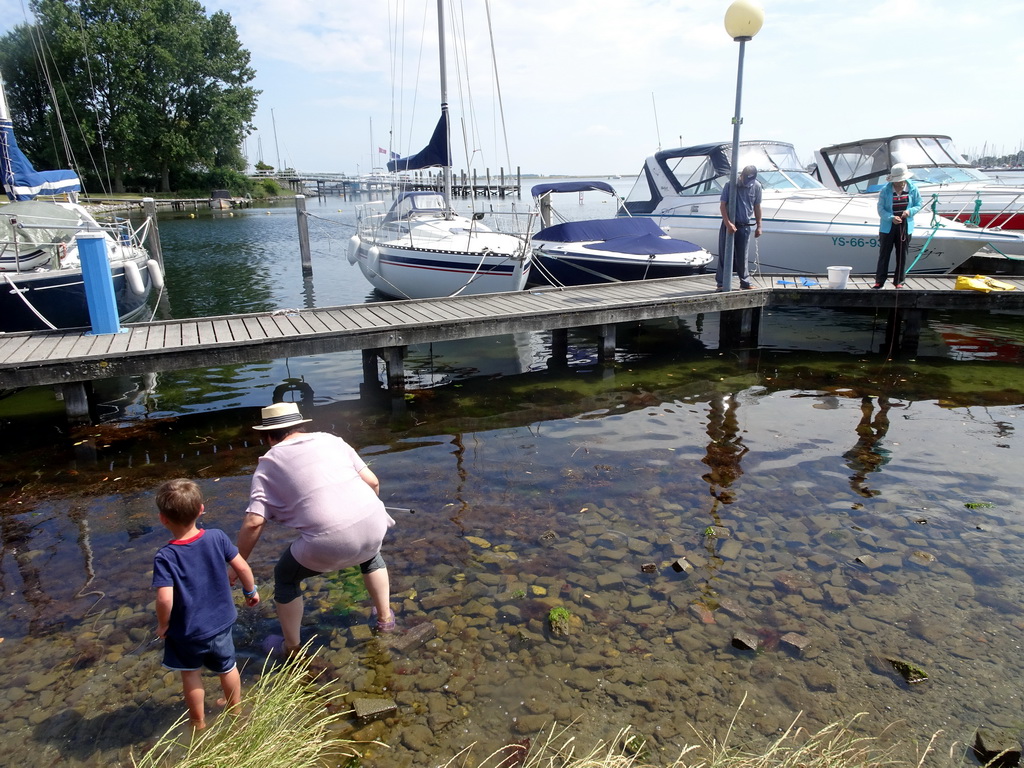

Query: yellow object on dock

[954,275,1017,293]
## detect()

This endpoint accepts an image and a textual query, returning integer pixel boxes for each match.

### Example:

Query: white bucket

[827,265,852,289]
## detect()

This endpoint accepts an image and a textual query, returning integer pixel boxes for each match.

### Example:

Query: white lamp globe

[724,0,765,40]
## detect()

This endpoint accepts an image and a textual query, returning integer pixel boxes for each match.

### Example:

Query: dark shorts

[274,544,387,604]
[162,624,237,674]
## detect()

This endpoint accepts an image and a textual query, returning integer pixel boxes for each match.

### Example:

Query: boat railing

[937,189,1024,231]
[0,237,63,272]
[355,201,388,240]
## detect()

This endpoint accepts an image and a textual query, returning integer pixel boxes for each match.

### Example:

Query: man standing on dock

[717,165,763,291]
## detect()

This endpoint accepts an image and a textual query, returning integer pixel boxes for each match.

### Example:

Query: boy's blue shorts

[162,625,237,674]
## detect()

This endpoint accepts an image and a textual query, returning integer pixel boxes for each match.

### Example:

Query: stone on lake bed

[907,550,936,566]
[731,630,759,651]
[352,696,397,720]
[464,536,491,548]
[671,558,694,574]
[690,602,716,624]
[974,728,1021,767]
[780,632,810,653]
[854,554,880,569]
[887,656,928,684]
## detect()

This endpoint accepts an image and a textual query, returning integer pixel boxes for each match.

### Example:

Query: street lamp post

[720,1,764,292]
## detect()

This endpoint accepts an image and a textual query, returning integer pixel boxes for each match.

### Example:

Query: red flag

[378,147,387,154]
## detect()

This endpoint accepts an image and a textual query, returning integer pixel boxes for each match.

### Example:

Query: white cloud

[3,0,1023,175]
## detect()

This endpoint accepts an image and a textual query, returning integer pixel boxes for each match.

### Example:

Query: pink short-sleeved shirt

[246,432,395,572]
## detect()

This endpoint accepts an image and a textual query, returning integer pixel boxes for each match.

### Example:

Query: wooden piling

[295,195,312,276]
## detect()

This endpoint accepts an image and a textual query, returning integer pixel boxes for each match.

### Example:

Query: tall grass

[132,645,358,768]
[447,706,943,768]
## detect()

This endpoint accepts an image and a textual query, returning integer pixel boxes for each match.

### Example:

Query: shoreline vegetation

[134,650,954,768]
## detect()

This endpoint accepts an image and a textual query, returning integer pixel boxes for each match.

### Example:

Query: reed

[445,707,942,768]
[132,644,358,768]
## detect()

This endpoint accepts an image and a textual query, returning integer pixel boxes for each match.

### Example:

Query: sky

[2,0,1023,177]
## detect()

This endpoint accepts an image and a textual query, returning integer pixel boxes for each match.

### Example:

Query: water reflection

[701,392,749,505]
[843,395,894,498]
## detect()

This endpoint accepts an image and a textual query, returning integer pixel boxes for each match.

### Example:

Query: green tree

[0,0,259,193]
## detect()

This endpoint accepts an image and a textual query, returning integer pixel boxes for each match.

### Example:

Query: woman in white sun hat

[874,162,923,289]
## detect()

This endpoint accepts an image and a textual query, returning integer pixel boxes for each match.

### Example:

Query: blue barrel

[76,231,121,334]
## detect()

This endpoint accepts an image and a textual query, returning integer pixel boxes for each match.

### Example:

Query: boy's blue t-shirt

[152,527,239,641]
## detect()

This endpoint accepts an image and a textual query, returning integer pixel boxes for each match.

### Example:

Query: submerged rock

[974,728,1021,767]
[887,657,929,684]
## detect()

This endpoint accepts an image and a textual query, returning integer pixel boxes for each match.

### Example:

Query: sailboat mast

[436,0,453,212]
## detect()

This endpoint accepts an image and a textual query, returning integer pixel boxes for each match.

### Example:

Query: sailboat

[347,0,531,300]
[1,72,162,332]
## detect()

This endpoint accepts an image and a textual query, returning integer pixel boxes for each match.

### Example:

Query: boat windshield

[891,136,969,167]
[910,167,989,184]
[660,142,824,196]
[821,135,988,191]
[0,201,79,259]
[384,192,447,222]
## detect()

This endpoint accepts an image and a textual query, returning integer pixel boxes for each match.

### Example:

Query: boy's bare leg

[275,596,303,652]
[181,669,206,729]
[363,567,392,622]
[217,666,242,714]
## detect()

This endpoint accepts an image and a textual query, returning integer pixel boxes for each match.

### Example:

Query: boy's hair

[156,478,203,526]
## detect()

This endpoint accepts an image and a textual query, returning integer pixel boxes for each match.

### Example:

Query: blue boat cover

[535,216,703,255]
[387,111,450,172]
[1,118,81,202]
[531,180,617,197]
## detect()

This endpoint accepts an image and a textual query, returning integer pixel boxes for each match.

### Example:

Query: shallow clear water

[1,192,1023,767]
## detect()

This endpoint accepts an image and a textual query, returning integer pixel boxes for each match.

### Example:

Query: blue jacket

[877,181,923,235]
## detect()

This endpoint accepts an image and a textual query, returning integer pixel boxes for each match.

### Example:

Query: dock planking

[0,273,1022,390]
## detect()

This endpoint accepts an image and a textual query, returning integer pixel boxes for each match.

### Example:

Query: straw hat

[252,402,311,431]
[886,163,914,183]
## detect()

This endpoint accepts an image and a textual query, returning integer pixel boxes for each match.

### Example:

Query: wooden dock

[1,273,1021,416]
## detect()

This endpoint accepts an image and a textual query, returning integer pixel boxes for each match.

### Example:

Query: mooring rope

[2,272,59,330]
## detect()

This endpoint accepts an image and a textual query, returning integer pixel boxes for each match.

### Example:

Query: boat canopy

[383,191,447,223]
[622,140,822,215]
[387,112,450,172]
[1,79,81,202]
[531,181,617,197]
[0,200,79,258]
[535,216,702,255]
[817,135,989,192]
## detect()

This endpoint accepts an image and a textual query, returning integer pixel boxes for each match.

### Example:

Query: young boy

[153,478,260,729]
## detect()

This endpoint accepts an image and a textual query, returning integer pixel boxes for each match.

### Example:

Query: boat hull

[529,244,710,286]
[1,254,154,332]
[354,240,531,299]
[652,194,1024,275]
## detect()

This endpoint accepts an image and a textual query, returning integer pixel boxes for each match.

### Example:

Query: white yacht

[620,141,1024,276]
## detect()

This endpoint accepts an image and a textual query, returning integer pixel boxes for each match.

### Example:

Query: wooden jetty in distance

[256,167,522,199]
[1,273,1021,423]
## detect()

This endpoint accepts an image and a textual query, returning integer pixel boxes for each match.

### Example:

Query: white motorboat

[813,135,1024,256]
[1,73,161,332]
[347,0,530,299]
[529,180,712,286]
[620,140,1024,276]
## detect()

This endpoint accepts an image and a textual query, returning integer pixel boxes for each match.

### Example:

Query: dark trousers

[717,224,752,287]
[875,223,910,286]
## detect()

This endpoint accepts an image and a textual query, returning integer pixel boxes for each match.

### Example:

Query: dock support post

[719,307,761,350]
[60,382,93,426]
[548,328,569,370]
[883,308,925,357]
[360,349,383,399]
[598,324,616,364]
[295,195,313,277]
[385,346,407,415]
